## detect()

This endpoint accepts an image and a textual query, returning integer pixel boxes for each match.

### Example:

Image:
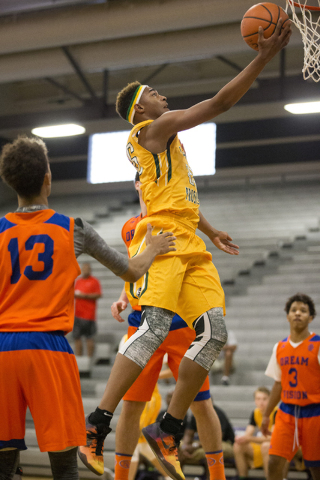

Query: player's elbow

[120,267,141,283]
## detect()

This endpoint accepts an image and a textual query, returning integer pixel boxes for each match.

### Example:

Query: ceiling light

[32,124,86,138]
[284,101,320,114]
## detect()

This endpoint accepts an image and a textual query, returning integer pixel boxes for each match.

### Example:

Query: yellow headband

[126,85,147,125]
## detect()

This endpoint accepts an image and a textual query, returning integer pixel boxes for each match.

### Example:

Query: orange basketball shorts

[269,402,320,467]
[0,331,86,452]
[123,324,210,403]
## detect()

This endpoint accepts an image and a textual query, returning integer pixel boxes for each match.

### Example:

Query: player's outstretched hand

[212,231,239,255]
[111,300,127,323]
[260,415,272,436]
[145,223,176,255]
[257,17,292,62]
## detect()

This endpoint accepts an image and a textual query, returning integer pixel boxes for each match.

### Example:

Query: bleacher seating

[2,179,319,479]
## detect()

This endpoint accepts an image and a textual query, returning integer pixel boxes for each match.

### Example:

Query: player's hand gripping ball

[241,2,290,50]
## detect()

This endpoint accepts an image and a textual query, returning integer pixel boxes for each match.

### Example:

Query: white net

[286,0,320,82]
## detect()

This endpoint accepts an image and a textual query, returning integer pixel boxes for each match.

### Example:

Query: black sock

[160,412,184,436]
[89,407,113,426]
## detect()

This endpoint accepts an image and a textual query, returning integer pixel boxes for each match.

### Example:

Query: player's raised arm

[121,224,176,282]
[146,18,291,142]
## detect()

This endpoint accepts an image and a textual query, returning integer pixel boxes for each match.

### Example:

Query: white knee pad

[184,307,227,371]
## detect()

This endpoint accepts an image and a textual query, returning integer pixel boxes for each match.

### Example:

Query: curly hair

[0,136,49,199]
[116,81,141,121]
[285,293,316,317]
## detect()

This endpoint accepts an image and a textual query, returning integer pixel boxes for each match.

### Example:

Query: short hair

[0,136,49,199]
[254,386,270,397]
[284,293,316,317]
[116,81,141,121]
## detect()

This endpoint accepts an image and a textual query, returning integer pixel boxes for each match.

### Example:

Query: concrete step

[279,263,320,273]
[229,294,320,307]
[262,273,320,284]
[247,284,320,295]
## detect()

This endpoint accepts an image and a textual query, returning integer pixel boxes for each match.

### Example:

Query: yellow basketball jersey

[126,120,200,230]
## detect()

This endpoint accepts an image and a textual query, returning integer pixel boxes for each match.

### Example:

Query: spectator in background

[233,386,277,480]
[73,262,102,357]
[180,397,235,474]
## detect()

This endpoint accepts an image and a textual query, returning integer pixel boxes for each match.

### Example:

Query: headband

[126,85,148,125]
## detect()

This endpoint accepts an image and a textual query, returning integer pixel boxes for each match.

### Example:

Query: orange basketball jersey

[0,209,80,333]
[276,333,320,406]
[121,213,143,252]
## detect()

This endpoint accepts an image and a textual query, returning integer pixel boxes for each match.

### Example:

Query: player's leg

[114,339,165,480]
[24,340,86,473]
[260,440,271,477]
[48,447,79,480]
[300,412,320,480]
[190,397,226,480]
[142,308,227,480]
[166,307,227,420]
[142,255,227,480]
[94,306,173,412]
[80,307,174,474]
[0,340,28,480]
[0,449,20,480]
[267,409,297,480]
[233,442,254,478]
[309,468,320,480]
[115,401,146,480]
[268,455,288,480]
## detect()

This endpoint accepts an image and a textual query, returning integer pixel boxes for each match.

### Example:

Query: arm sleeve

[73,218,129,276]
[265,343,282,382]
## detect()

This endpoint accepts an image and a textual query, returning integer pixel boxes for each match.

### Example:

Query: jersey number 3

[8,234,54,284]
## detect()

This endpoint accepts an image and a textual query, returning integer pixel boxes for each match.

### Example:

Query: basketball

[241,3,290,51]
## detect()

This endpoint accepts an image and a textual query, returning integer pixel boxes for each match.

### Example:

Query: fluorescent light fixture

[88,123,216,184]
[32,124,85,138]
[284,101,320,114]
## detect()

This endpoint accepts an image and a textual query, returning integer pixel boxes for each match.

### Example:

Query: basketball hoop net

[286,0,320,82]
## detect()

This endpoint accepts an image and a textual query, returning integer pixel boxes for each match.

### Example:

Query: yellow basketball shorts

[125,214,225,327]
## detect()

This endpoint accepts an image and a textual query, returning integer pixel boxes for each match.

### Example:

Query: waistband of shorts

[0,331,72,353]
[142,212,198,232]
[280,401,320,418]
